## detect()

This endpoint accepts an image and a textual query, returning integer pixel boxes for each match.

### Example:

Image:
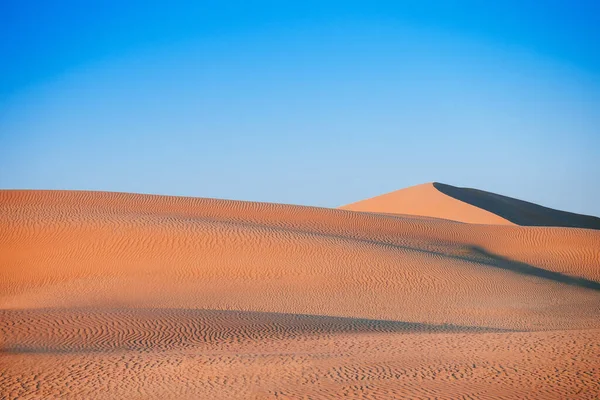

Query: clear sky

[1,1,599,216]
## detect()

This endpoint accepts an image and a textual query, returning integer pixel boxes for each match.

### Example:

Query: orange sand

[341,182,514,224]
[1,189,599,399]
[341,182,600,229]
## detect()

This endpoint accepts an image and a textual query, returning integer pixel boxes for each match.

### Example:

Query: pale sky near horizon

[1,1,599,216]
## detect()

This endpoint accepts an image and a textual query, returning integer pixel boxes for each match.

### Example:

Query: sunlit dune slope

[339,182,513,225]
[1,190,599,331]
[340,182,600,229]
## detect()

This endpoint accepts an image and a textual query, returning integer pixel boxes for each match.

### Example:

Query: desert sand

[341,182,600,229]
[1,187,599,399]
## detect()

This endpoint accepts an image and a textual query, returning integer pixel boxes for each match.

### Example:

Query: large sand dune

[1,189,599,399]
[341,182,600,229]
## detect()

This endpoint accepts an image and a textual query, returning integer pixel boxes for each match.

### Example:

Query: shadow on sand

[467,245,600,292]
[0,308,508,355]
[433,182,600,230]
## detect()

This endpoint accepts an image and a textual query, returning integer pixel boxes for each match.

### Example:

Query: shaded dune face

[341,182,600,229]
[433,182,600,229]
[1,190,600,399]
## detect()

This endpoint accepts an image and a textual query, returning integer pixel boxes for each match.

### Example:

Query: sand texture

[1,189,599,399]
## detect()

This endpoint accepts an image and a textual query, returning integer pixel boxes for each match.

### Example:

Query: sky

[1,1,599,216]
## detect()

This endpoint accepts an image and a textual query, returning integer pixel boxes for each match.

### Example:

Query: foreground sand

[1,190,599,399]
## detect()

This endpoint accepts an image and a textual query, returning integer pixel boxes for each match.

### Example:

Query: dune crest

[1,189,599,399]
[340,182,513,225]
[341,182,600,229]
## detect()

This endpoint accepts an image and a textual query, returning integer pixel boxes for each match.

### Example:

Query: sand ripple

[1,190,599,399]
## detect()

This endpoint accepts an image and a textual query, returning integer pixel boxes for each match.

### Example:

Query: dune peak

[341,182,600,229]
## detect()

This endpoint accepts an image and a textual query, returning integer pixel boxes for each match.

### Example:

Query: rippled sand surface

[1,190,599,399]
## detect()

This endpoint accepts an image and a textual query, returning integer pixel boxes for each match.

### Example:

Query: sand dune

[341,182,600,229]
[1,189,599,399]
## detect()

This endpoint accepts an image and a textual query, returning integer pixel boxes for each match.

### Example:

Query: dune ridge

[341,182,600,229]
[339,182,514,225]
[433,182,600,229]
[1,189,599,399]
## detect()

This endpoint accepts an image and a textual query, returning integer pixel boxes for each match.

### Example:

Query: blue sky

[1,1,599,216]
